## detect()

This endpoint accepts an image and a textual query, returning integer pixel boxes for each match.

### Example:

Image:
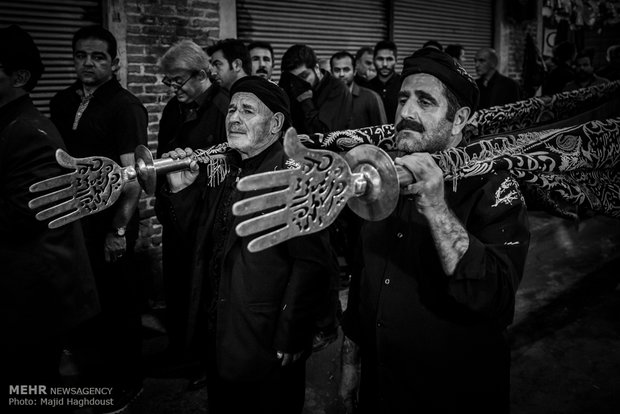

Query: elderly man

[158,76,334,414]
[154,40,228,381]
[340,48,530,413]
[1,25,99,406]
[475,47,521,109]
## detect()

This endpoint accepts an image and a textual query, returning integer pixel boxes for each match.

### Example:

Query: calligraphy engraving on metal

[29,143,233,229]
[29,149,125,229]
[232,128,414,252]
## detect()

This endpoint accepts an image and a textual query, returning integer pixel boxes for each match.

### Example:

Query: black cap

[401,47,479,112]
[230,76,291,130]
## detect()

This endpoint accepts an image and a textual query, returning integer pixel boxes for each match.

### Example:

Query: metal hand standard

[232,128,413,252]
[29,144,232,228]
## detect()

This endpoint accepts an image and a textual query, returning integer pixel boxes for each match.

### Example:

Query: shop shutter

[237,0,388,82]
[0,0,102,116]
[393,0,494,76]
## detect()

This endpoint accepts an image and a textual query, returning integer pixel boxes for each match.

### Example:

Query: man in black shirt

[50,26,147,411]
[340,48,530,414]
[279,44,352,134]
[367,40,402,124]
[159,76,334,414]
[154,40,228,378]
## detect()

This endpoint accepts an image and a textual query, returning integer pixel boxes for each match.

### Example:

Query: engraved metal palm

[29,149,124,228]
[233,128,358,252]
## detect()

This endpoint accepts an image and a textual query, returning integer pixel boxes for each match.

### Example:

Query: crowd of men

[1,21,617,414]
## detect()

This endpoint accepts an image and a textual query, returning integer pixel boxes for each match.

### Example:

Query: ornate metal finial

[29,143,234,228]
[232,128,414,252]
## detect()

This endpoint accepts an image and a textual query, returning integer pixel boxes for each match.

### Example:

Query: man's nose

[399,99,419,120]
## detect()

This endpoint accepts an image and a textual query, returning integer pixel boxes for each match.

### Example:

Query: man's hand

[276,350,304,366]
[104,232,126,263]
[279,71,313,102]
[162,147,199,193]
[395,153,447,216]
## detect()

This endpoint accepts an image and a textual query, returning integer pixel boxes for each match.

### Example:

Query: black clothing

[158,141,335,413]
[367,73,402,123]
[1,95,99,403]
[343,171,530,414]
[50,77,147,389]
[542,63,574,96]
[287,70,352,134]
[154,85,228,355]
[476,71,522,110]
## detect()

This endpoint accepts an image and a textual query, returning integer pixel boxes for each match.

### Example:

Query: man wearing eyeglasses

[50,25,147,412]
[153,40,229,388]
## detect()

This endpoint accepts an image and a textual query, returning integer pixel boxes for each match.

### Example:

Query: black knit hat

[401,47,479,112]
[0,25,44,91]
[230,76,291,130]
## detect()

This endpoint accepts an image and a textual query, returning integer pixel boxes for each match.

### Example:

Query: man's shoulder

[454,170,524,209]
[52,83,79,103]
[2,108,63,149]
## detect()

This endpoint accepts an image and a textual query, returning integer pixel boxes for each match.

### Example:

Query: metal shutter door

[237,0,388,82]
[0,0,102,116]
[393,0,494,76]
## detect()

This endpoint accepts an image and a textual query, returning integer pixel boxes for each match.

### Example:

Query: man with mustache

[366,40,402,124]
[158,76,335,414]
[153,40,228,387]
[50,25,147,411]
[340,47,530,414]
[248,41,275,81]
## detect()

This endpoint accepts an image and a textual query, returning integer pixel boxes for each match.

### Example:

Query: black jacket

[159,140,334,381]
[0,96,100,344]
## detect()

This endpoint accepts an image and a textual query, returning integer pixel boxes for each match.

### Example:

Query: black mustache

[395,119,425,133]
[256,68,268,74]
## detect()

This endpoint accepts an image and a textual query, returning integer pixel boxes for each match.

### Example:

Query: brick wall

[119,0,222,299]
[501,19,539,83]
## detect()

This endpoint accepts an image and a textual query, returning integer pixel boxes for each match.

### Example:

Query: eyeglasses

[162,71,198,89]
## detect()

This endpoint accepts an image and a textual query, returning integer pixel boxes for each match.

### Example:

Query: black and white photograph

[1,0,620,413]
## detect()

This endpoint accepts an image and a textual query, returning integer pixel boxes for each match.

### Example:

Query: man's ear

[111,57,120,73]
[451,106,471,136]
[270,112,285,135]
[232,58,243,72]
[11,69,31,89]
[196,69,208,81]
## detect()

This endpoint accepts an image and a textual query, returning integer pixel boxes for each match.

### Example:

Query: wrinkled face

[210,50,236,90]
[394,73,454,153]
[374,49,396,79]
[250,47,273,80]
[331,56,354,87]
[226,92,275,159]
[74,38,118,88]
[289,64,319,88]
[574,56,594,80]
[474,50,494,77]
[162,69,203,103]
[356,51,376,80]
